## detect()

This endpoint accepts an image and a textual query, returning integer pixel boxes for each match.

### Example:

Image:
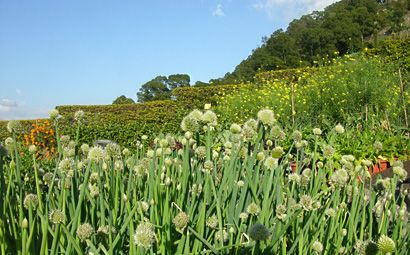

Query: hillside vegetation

[219,0,410,83]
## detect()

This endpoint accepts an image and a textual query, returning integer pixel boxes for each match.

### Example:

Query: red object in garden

[290,162,297,173]
[368,159,389,175]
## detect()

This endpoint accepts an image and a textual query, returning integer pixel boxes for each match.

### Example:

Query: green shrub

[56,100,188,147]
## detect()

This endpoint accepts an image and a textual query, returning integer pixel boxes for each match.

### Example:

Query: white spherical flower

[239,212,248,221]
[28,145,37,154]
[204,103,211,110]
[58,158,73,173]
[323,145,335,158]
[7,120,21,133]
[292,130,302,142]
[181,116,199,132]
[335,124,345,134]
[330,169,349,187]
[215,229,229,243]
[313,128,322,135]
[173,211,189,230]
[299,195,313,211]
[230,123,242,134]
[393,166,407,182]
[256,152,265,161]
[377,235,395,254]
[49,209,65,224]
[195,146,207,159]
[206,215,218,229]
[87,146,105,163]
[76,223,94,242]
[244,118,258,130]
[264,156,278,170]
[81,144,90,155]
[288,173,301,184]
[139,201,150,212]
[5,137,13,146]
[203,160,214,173]
[49,109,59,119]
[241,125,257,142]
[325,208,337,218]
[312,240,323,253]
[74,110,85,122]
[271,146,284,158]
[341,154,355,162]
[88,184,100,198]
[212,150,219,159]
[201,110,218,127]
[246,202,261,216]
[23,193,39,209]
[188,109,203,121]
[362,159,372,167]
[146,150,155,158]
[257,109,275,126]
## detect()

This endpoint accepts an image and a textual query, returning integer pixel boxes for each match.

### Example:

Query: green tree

[112,95,135,104]
[137,76,170,103]
[137,74,191,102]
[167,74,190,90]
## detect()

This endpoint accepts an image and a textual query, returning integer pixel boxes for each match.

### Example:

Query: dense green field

[0,107,409,254]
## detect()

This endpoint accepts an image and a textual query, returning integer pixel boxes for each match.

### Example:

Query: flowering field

[216,55,409,128]
[0,107,409,254]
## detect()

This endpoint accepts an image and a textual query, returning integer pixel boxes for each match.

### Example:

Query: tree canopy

[112,95,135,104]
[136,74,191,102]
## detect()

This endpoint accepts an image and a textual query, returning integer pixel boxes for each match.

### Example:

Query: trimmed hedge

[0,86,245,148]
[171,83,245,107]
[55,86,246,147]
[56,100,188,147]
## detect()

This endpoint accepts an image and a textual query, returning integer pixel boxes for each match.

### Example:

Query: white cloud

[212,4,225,17]
[0,98,48,120]
[0,99,18,108]
[0,99,18,112]
[253,0,339,22]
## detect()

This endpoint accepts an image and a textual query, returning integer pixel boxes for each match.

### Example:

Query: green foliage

[137,75,171,102]
[223,0,409,83]
[167,74,190,90]
[216,55,409,128]
[112,95,135,104]
[1,108,409,254]
[56,101,188,147]
[376,37,410,71]
[172,84,243,108]
[137,74,191,102]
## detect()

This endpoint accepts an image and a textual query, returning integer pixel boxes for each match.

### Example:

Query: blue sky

[0,0,338,120]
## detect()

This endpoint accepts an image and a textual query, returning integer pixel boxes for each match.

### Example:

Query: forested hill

[215,0,410,84]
